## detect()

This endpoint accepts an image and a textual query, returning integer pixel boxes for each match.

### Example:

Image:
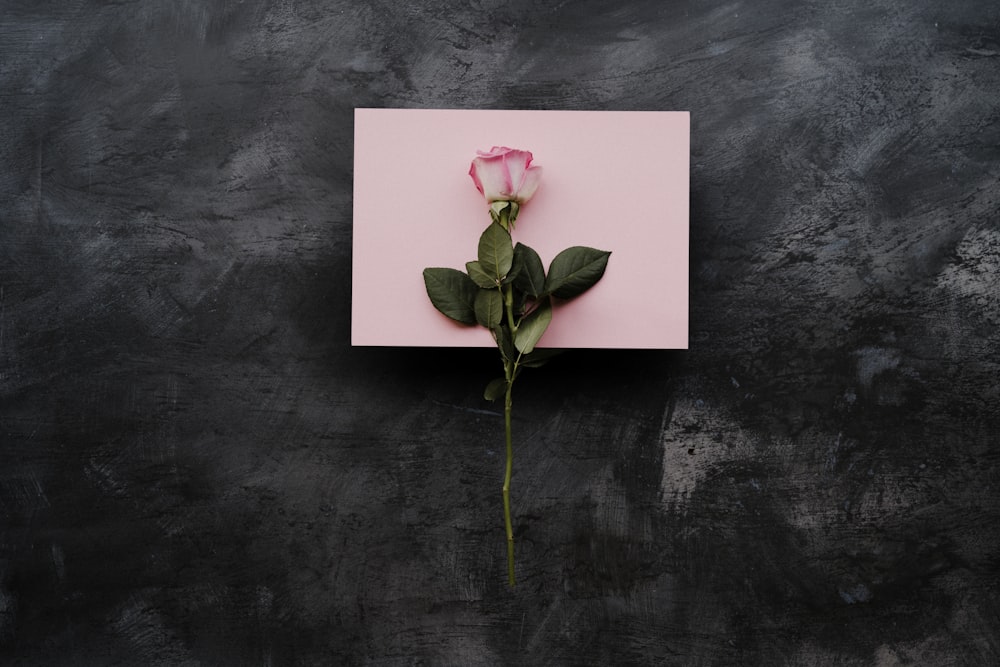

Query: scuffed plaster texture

[1,1,998,664]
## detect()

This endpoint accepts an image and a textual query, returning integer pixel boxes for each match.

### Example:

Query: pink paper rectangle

[352,109,689,349]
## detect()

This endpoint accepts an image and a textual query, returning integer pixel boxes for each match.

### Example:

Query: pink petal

[516,165,542,203]
[478,146,511,158]
[503,151,530,198]
[468,161,485,195]
[469,155,511,201]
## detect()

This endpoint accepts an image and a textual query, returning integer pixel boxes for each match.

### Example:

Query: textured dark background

[2,1,999,664]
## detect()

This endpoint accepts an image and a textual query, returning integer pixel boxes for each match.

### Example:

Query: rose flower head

[469,147,542,205]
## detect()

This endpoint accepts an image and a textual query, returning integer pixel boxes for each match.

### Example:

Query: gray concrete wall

[2,1,998,664]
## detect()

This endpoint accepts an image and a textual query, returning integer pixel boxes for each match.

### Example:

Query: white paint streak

[937,227,1000,325]
[854,346,901,389]
[658,395,761,504]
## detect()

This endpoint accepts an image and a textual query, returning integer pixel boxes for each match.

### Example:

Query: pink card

[352,109,689,349]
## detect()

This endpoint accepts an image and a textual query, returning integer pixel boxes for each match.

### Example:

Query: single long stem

[500,280,518,587]
[502,377,515,587]
[503,284,516,331]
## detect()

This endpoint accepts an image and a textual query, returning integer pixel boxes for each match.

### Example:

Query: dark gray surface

[2,1,999,664]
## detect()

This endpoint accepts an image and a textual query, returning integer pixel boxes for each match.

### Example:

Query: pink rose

[469,147,542,204]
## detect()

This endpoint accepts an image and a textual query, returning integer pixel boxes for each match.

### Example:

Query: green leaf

[493,325,517,363]
[422,267,477,324]
[489,201,509,225]
[474,289,503,328]
[544,246,611,299]
[465,260,497,288]
[513,291,530,319]
[478,221,514,281]
[483,377,506,401]
[514,298,553,354]
[520,348,564,368]
[512,243,545,297]
[504,248,521,285]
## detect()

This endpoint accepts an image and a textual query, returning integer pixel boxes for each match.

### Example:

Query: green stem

[500,280,518,587]
[503,284,516,331]
[502,377,515,587]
